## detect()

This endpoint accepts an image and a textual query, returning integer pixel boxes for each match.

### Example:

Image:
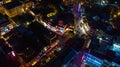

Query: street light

[11,51,16,57]
[117,12,120,16]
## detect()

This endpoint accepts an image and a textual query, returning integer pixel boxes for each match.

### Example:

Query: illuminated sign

[82,52,103,67]
[113,43,120,49]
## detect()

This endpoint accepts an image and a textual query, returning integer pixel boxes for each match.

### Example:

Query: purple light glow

[11,51,15,57]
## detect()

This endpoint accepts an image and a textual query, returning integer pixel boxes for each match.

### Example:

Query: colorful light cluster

[0,24,14,35]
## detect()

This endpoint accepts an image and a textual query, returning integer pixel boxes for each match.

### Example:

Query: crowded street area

[0,0,120,67]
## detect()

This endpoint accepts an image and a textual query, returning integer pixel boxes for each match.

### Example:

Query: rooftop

[3,1,22,9]
[0,14,9,26]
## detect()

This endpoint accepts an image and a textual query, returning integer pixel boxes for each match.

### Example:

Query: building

[29,22,58,45]
[0,14,15,37]
[0,0,12,4]
[2,1,34,18]
[6,25,40,66]
[24,1,34,11]
[3,0,12,4]
[12,13,34,26]
[2,1,24,18]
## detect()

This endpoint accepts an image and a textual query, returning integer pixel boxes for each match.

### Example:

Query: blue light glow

[4,27,8,32]
[83,52,103,67]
